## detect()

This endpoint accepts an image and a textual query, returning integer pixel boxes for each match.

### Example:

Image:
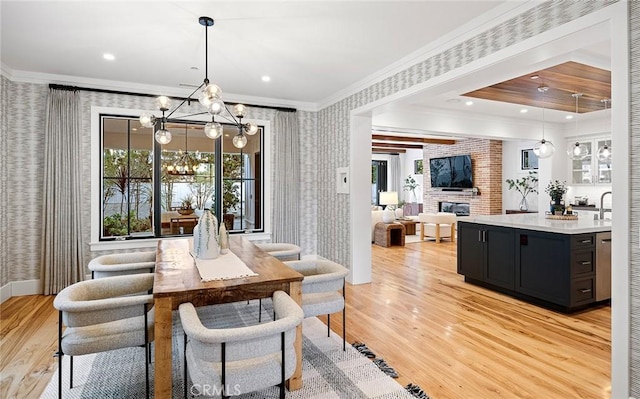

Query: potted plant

[403,175,419,203]
[178,197,194,215]
[545,180,567,214]
[505,171,538,211]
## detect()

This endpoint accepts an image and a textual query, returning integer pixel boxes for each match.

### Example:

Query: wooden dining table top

[153,236,304,306]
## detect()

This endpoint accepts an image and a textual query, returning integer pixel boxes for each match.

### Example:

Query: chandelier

[597,98,612,162]
[139,16,258,149]
[164,124,200,179]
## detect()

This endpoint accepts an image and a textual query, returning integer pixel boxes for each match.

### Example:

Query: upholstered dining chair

[418,212,457,243]
[255,243,302,262]
[283,259,348,350]
[179,290,303,399]
[53,274,155,399]
[88,251,156,279]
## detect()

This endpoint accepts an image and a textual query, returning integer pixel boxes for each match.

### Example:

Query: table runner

[191,250,258,281]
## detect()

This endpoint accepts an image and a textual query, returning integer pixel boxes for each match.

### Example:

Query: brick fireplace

[422,139,502,216]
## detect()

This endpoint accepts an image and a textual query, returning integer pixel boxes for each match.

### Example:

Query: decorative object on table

[177,197,195,215]
[138,16,258,149]
[379,191,399,223]
[219,223,229,254]
[403,175,419,203]
[545,179,567,214]
[505,171,538,211]
[193,210,219,259]
[533,85,555,159]
[395,200,405,219]
[567,93,590,160]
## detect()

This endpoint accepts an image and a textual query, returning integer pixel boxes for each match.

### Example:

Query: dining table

[152,236,304,398]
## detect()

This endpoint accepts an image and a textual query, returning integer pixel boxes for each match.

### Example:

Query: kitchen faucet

[599,191,612,220]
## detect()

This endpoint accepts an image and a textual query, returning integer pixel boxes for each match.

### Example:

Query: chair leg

[259,298,262,323]
[280,331,285,399]
[144,303,149,399]
[221,342,227,399]
[183,333,188,399]
[57,311,63,399]
[69,356,73,389]
[343,279,346,351]
[327,314,331,337]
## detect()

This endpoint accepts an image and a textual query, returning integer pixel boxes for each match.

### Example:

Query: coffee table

[396,219,418,235]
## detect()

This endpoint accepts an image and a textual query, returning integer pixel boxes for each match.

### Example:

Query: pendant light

[533,85,555,159]
[567,92,589,160]
[597,98,612,162]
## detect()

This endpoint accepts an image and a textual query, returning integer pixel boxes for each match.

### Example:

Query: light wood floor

[0,240,610,399]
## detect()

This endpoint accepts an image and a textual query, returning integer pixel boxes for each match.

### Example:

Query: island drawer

[572,251,595,275]
[571,234,595,250]
[572,277,595,305]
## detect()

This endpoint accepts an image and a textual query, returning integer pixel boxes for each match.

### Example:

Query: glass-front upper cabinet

[570,141,593,184]
[596,138,612,183]
[567,136,611,185]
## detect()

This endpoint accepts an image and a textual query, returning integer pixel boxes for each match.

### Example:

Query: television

[429,155,473,188]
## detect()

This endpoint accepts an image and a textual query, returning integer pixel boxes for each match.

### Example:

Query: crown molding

[316,0,541,110]
[3,68,318,112]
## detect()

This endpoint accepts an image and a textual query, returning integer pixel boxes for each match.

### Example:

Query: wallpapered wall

[316,0,616,268]
[0,77,318,286]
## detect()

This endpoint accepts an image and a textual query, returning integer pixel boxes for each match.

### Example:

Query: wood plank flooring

[0,240,610,398]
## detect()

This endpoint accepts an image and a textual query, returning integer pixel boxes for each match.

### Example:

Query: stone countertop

[461,213,611,234]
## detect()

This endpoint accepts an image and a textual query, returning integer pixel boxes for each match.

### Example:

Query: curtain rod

[48,84,297,113]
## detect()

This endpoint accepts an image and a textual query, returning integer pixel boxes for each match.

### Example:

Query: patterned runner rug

[42,300,416,398]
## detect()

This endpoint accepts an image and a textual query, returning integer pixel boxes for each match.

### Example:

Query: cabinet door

[596,139,612,183]
[516,230,570,306]
[484,226,515,290]
[457,223,484,281]
[569,141,593,184]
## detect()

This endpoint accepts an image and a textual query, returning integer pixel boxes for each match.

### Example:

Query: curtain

[389,154,401,194]
[272,111,300,244]
[41,89,85,294]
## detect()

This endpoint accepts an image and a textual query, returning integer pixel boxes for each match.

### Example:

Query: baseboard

[0,279,43,304]
[0,283,11,304]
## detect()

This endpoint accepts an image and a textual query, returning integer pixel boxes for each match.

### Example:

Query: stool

[374,222,405,247]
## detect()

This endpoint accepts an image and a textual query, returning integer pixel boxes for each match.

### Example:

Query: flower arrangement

[403,175,419,202]
[545,180,567,202]
[505,171,538,199]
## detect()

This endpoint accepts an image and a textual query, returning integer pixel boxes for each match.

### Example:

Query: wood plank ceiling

[370,61,611,153]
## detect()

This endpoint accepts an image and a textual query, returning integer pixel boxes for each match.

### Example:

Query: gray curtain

[389,154,401,194]
[272,111,300,244]
[41,88,85,294]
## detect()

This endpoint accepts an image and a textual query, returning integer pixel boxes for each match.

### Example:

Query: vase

[519,197,528,211]
[219,223,229,254]
[193,211,220,259]
[550,198,565,215]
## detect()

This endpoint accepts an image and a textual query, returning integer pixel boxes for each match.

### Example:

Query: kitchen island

[457,214,611,313]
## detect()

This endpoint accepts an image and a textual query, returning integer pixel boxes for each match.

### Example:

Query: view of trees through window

[101,115,263,240]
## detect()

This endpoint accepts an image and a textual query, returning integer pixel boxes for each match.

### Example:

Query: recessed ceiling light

[191,66,199,70]
[103,53,115,61]
[520,109,528,113]
[132,128,137,131]
[446,98,461,103]
[530,74,540,80]
[566,115,574,120]
[465,101,473,106]
[261,75,271,82]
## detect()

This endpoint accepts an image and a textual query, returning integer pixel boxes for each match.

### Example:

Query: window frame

[90,106,272,251]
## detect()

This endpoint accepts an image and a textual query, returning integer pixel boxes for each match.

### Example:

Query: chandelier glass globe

[198,83,222,107]
[567,142,589,160]
[139,113,156,128]
[245,122,258,135]
[597,145,611,162]
[207,99,225,115]
[155,129,172,145]
[232,134,247,149]
[204,122,223,139]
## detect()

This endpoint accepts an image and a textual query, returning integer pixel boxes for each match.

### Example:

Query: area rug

[42,301,416,398]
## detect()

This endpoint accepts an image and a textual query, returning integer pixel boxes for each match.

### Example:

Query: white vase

[193,211,220,259]
[395,208,404,219]
[382,209,395,223]
[219,223,229,254]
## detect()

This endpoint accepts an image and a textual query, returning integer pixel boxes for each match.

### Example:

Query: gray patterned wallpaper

[0,83,317,284]
[629,1,639,395]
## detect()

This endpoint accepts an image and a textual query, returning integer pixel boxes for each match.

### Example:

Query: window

[100,114,264,241]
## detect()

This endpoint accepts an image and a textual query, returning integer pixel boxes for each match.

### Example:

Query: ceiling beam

[372,134,456,145]
[372,148,406,154]
[372,142,425,150]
